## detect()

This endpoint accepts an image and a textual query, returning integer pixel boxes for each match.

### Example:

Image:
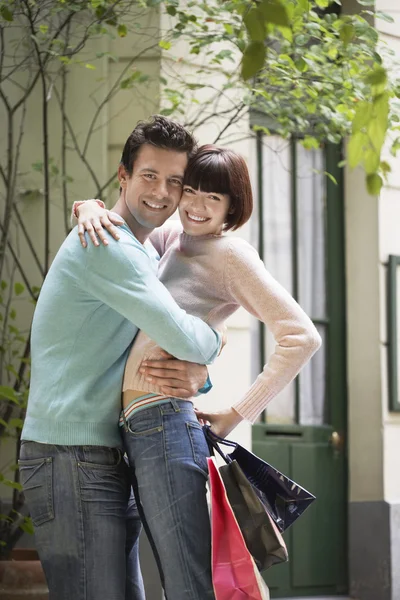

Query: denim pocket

[18,457,54,526]
[78,446,122,471]
[127,407,163,436]
[186,421,209,476]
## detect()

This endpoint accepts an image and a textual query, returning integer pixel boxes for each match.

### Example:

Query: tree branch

[13,205,45,279]
[0,229,38,302]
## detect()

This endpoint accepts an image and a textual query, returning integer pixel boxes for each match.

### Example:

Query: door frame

[251,129,348,596]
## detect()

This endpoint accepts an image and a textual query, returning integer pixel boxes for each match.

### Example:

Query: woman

[74,145,321,599]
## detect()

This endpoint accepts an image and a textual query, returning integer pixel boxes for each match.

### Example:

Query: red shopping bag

[208,456,270,600]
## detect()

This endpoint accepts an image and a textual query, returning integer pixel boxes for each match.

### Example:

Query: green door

[252,136,347,597]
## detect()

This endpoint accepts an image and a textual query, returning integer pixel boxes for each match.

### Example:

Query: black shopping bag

[204,426,316,533]
[219,459,288,571]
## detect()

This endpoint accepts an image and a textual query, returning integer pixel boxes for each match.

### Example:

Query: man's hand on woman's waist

[139,350,209,398]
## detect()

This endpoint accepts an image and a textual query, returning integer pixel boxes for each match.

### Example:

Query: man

[19,116,222,600]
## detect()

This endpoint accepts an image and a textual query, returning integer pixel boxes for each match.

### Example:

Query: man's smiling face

[118,144,187,234]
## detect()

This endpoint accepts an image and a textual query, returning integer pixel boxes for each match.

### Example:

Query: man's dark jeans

[19,441,144,600]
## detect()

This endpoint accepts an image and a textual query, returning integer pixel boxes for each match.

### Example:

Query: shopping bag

[204,426,315,532]
[219,459,288,571]
[208,456,270,600]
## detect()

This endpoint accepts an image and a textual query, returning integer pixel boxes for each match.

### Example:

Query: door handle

[329,431,343,451]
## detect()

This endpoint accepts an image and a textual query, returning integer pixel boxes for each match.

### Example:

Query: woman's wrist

[73,199,105,219]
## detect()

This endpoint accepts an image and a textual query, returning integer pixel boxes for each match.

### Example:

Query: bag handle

[203,425,236,464]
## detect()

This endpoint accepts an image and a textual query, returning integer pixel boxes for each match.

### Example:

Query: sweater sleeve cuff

[196,375,213,396]
[232,378,276,423]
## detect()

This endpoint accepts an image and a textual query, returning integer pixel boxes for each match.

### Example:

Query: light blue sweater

[22,224,221,448]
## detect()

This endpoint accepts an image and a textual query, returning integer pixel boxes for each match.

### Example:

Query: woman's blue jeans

[19,441,144,600]
[122,399,215,600]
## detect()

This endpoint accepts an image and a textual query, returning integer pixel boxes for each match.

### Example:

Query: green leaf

[14,282,24,296]
[376,11,395,24]
[186,83,205,90]
[340,23,355,45]
[294,57,307,72]
[324,171,338,185]
[85,64,96,70]
[0,514,13,523]
[368,93,389,153]
[0,6,13,21]
[328,46,338,60]
[20,518,34,535]
[352,101,373,133]
[223,23,233,35]
[278,25,293,42]
[117,24,127,37]
[347,131,367,169]
[244,8,265,42]
[0,386,19,405]
[302,136,320,150]
[159,39,171,50]
[380,161,391,175]
[364,148,380,175]
[8,418,24,429]
[260,0,289,27]
[32,161,43,173]
[39,24,48,34]
[120,71,143,89]
[297,0,309,10]
[166,6,177,16]
[365,66,387,86]
[241,41,265,80]
[366,173,382,195]
[160,107,175,116]
[2,479,23,491]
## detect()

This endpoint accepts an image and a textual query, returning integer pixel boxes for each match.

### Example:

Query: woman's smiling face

[178,186,231,236]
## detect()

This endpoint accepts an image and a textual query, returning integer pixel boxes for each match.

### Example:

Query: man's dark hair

[120,115,197,175]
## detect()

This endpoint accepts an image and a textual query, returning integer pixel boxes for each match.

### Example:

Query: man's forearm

[85,236,222,364]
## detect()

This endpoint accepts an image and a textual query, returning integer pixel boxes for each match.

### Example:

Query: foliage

[0,279,31,557]
[156,0,400,195]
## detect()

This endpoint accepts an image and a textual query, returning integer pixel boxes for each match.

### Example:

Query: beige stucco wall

[345,0,400,503]
[376,1,400,504]
[345,163,384,502]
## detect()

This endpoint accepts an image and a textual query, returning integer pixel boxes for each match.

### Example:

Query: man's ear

[118,164,129,188]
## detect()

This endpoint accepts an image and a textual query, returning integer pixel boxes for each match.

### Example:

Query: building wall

[345,2,400,598]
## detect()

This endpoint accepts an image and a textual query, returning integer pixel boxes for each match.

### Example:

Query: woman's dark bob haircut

[183,144,253,231]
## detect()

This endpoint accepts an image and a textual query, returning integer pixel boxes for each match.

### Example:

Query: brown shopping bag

[219,459,288,571]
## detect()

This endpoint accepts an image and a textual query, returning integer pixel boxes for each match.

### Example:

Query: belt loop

[170,399,180,412]
[121,409,129,432]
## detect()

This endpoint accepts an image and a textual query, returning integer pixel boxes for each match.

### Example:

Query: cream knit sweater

[123,221,321,422]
